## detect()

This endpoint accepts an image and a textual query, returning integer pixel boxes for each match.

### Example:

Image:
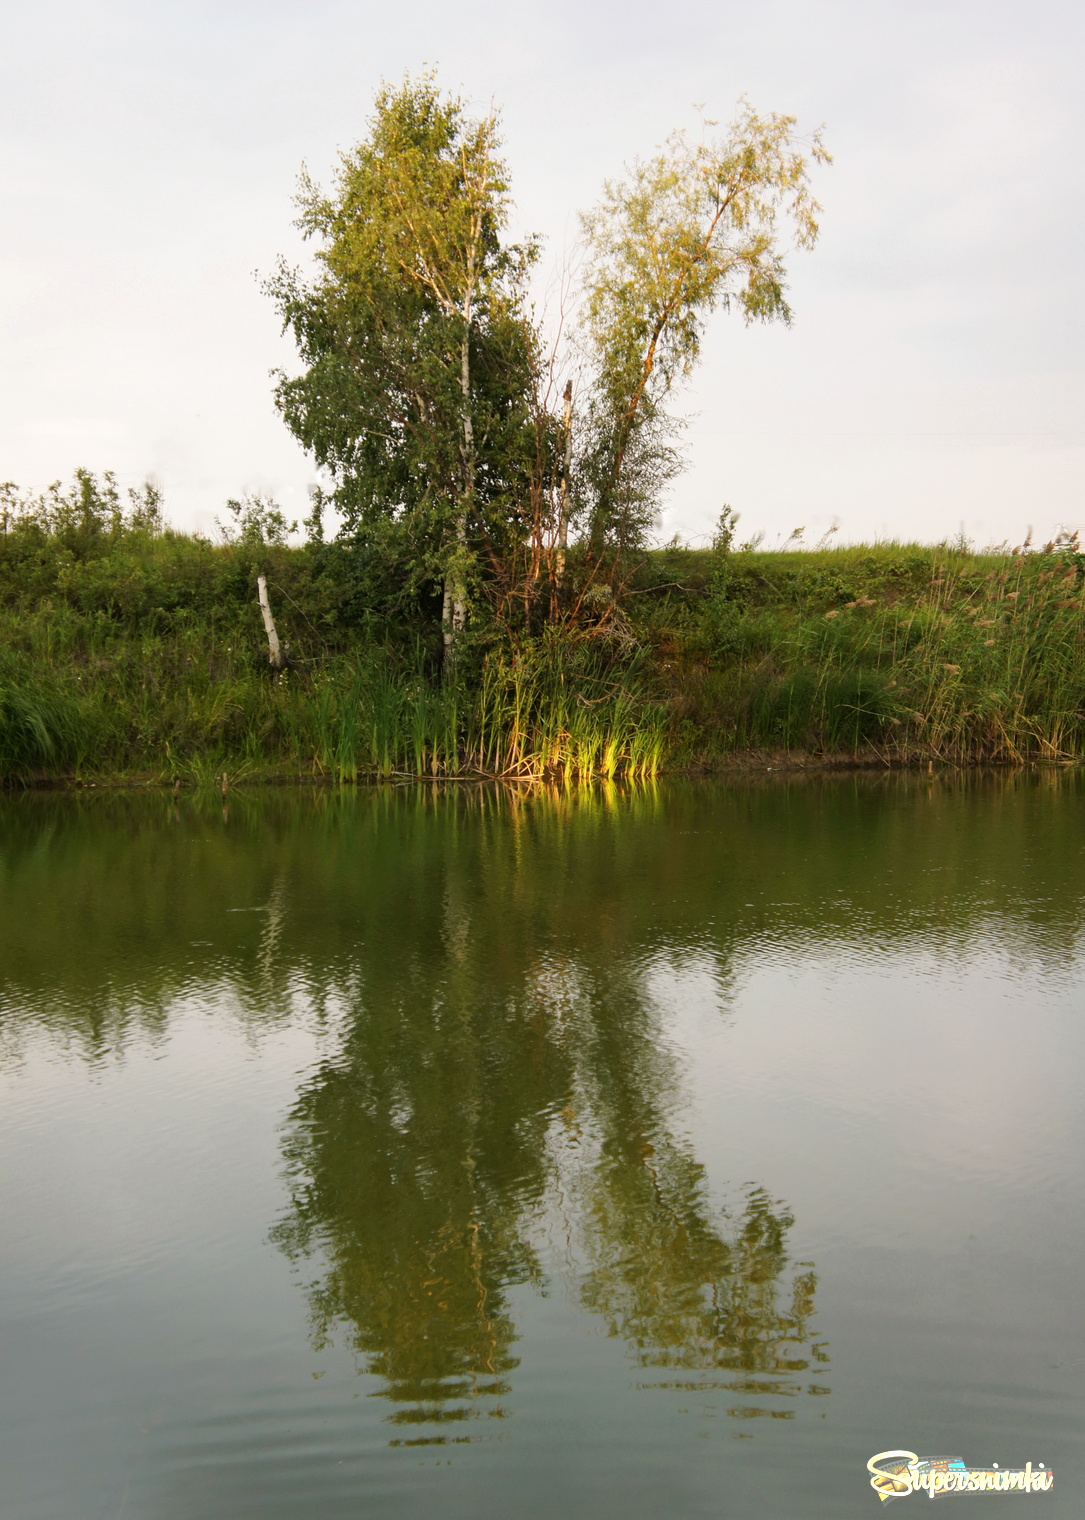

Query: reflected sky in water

[1,773,1082,1518]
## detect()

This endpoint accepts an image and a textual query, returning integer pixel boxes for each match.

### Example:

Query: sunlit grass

[2,502,1083,783]
[0,609,667,784]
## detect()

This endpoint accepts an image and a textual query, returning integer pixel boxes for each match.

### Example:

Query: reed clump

[302,642,665,785]
[0,614,666,785]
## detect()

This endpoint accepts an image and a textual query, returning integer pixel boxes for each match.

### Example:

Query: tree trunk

[442,518,468,662]
[459,255,476,484]
[555,379,573,588]
[444,245,476,662]
[257,574,286,669]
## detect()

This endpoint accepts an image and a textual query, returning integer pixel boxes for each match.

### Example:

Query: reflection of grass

[388,1436,473,1447]
[386,1405,478,1424]
[726,1406,796,1420]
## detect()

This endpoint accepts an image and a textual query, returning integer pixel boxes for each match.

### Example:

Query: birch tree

[269,84,828,642]
[575,104,830,589]
[269,76,536,657]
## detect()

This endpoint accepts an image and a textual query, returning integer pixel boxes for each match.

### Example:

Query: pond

[0,774,1081,1518]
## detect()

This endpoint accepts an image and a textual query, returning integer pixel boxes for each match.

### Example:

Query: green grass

[0,606,666,786]
[299,646,665,785]
[2,471,1083,783]
[635,539,1085,765]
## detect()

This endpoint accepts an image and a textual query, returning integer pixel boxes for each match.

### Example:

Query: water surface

[1,774,1082,1517]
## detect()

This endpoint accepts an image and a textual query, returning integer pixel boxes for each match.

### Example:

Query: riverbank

[14,750,1078,793]
[3,494,1083,784]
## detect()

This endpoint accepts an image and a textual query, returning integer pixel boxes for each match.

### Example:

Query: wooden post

[257,574,285,669]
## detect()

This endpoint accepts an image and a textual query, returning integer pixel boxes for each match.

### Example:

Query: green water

[1,774,1082,1517]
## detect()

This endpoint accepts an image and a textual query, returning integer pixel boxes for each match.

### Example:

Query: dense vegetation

[264,77,827,653]
[2,77,841,787]
[4,81,1081,785]
[2,470,1083,785]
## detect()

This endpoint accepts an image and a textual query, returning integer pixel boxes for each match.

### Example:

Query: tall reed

[306,646,666,784]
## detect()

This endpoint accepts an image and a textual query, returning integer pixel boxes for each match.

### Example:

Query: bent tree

[575,105,829,597]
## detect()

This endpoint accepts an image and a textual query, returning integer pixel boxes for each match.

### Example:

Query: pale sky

[3,0,1083,547]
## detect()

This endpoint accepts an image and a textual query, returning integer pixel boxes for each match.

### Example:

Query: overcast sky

[3,0,1083,547]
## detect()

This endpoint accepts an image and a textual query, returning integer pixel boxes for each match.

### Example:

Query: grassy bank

[2,479,1083,784]
[643,536,1085,767]
[0,604,666,786]
[0,480,666,783]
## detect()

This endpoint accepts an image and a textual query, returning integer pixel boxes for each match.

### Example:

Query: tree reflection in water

[567,962,828,1412]
[270,959,568,1438]
[10,773,1085,1447]
[0,782,834,1442]
[270,797,828,1441]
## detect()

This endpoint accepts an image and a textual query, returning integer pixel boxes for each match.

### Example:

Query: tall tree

[575,104,830,596]
[268,76,537,655]
[269,85,828,641]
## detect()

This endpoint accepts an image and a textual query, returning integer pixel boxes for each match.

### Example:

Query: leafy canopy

[575,105,830,569]
[269,80,828,635]
[268,76,538,625]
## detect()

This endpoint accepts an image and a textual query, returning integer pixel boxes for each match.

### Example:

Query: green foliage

[5,493,1085,781]
[268,75,540,639]
[576,108,829,572]
[267,78,830,640]
[0,471,666,783]
[306,639,665,784]
[218,494,298,551]
[0,675,83,777]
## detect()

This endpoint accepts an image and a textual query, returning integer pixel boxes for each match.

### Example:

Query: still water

[0,774,1082,1518]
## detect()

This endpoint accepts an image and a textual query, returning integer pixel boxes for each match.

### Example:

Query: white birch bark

[444,226,478,657]
[257,574,285,669]
[555,379,573,585]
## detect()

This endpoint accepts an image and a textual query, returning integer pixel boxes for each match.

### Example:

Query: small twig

[622,581,690,596]
[268,581,327,644]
